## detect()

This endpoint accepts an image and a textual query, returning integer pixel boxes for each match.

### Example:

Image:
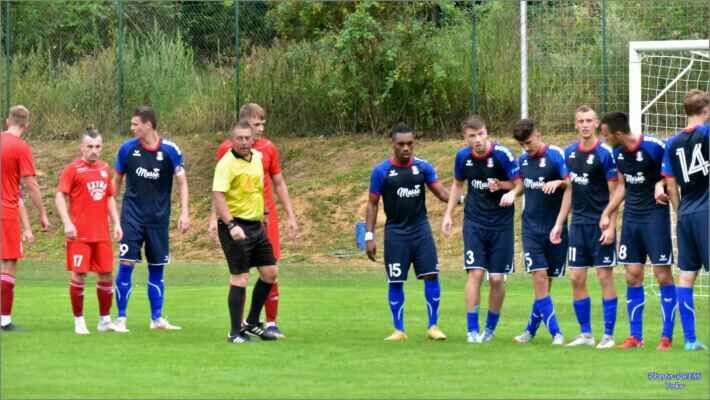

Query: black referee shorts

[218,219,276,274]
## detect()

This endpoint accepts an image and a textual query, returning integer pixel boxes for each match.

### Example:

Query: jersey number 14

[676,143,709,183]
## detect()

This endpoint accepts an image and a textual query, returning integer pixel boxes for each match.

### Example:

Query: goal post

[628,39,710,297]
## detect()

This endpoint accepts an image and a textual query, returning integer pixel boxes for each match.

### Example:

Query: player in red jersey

[56,128,123,335]
[209,103,298,338]
[1,105,49,331]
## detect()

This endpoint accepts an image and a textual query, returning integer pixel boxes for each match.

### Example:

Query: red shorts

[0,218,22,260]
[266,210,280,260]
[66,241,114,274]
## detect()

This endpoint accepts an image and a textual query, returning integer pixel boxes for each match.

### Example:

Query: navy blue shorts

[119,221,170,266]
[568,224,616,268]
[618,210,673,266]
[677,210,709,272]
[462,220,514,274]
[383,222,439,283]
[522,225,567,277]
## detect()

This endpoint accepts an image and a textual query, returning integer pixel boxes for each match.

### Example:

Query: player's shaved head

[390,122,414,140]
[80,126,103,163]
[7,105,29,127]
[683,89,710,116]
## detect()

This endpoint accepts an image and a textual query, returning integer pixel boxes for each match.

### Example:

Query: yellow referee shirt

[212,149,265,221]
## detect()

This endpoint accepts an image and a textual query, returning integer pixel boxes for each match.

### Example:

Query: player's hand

[441,214,453,237]
[207,218,218,241]
[654,183,669,205]
[599,212,611,231]
[499,192,516,207]
[549,224,563,245]
[230,225,246,241]
[113,225,123,242]
[287,216,299,240]
[64,222,77,240]
[543,180,563,194]
[22,229,35,246]
[40,212,50,232]
[178,213,190,234]
[599,226,615,245]
[366,240,377,262]
[488,178,501,192]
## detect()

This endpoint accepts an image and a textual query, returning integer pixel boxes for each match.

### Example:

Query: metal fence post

[601,0,608,113]
[235,0,241,118]
[520,0,528,119]
[3,0,11,116]
[469,0,477,114]
[116,0,125,134]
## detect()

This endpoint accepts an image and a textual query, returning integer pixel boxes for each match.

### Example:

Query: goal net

[629,40,709,297]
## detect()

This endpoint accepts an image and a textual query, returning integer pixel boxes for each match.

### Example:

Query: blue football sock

[573,297,591,334]
[485,311,500,332]
[115,263,134,318]
[537,296,561,336]
[659,284,677,339]
[423,278,440,328]
[147,264,165,321]
[602,297,618,336]
[388,282,405,331]
[525,300,542,336]
[677,286,696,343]
[626,286,645,341]
[467,305,480,333]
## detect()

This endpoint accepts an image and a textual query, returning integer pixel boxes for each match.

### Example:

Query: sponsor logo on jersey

[624,172,646,185]
[524,177,546,190]
[86,180,108,201]
[471,179,489,190]
[570,172,590,185]
[136,167,161,180]
[396,184,421,198]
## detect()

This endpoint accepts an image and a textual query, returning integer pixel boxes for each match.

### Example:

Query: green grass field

[2,260,708,399]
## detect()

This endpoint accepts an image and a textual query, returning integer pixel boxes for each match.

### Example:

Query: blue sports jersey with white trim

[565,140,617,225]
[519,145,568,231]
[613,135,668,219]
[115,138,184,227]
[454,143,520,230]
[369,157,438,233]
[661,124,709,216]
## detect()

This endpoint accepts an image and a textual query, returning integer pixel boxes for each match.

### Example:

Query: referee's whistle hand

[366,242,377,262]
[230,225,246,241]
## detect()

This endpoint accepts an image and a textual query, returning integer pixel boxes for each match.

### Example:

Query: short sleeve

[212,157,234,193]
[661,142,674,177]
[163,140,184,173]
[494,147,520,180]
[600,147,618,181]
[454,150,466,181]
[106,169,115,196]
[215,140,231,162]
[115,141,131,174]
[421,161,438,185]
[551,147,569,178]
[369,164,386,195]
[268,144,282,176]
[57,165,75,194]
[18,143,36,177]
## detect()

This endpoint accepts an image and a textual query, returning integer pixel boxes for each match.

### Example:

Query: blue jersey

[565,140,617,225]
[662,124,709,216]
[369,157,439,233]
[613,135,668,219]
[519,144,568,232]
[454,143,520,230]
[115,138,184,227]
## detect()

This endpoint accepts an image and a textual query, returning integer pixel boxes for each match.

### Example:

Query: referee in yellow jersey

[213,119,279,343]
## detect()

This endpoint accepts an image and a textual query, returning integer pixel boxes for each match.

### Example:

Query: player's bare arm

[365,193,379,262]
[663,176,680,211]
[600,172,626,231]
[213,191,245,241]
[18,199,34,246]
[427,180,450,203]
[175,169,190,234]
[653,179,669,205]
[499,179,523,207]
[108,195,123,242]
[20,175,49,231]
[54,192,76,240]
[599,179,619,245]
[549,178,572,244]
[272,172,298,239]
[542,179,567,194]
[441,179,464,237]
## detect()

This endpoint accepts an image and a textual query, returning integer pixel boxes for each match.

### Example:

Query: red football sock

[96,280,113,317]
[70,280,85,317]
[0,274,16,316]
[265,282,280,323]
